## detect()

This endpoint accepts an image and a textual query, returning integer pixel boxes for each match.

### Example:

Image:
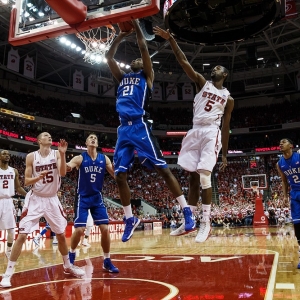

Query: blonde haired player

[0,150,27,259]
[153,27,234,243]
[0,133,85,288]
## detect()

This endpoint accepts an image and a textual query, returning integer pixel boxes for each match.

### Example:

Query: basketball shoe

[195,221,211,243]
[103,258,119,273]
[170,221,197,236]
[0,274,12,288]
[122,216,140,242]
[81,238,91,247]
[63,264,85,278]
[183,207,196,232]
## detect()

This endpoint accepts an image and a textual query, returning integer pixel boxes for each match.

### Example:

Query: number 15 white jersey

[193,81,230,127]
[32,150,60,197]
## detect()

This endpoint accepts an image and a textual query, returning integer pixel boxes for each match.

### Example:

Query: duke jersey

[32,150,60,197]
[77,152,106,197]
[116,70,151,121]
[193,81,230,127]
[0,166,15,198]
[278,152,300,192]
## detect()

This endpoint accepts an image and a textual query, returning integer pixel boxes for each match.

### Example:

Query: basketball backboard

[241,174,267,191]
[9,0,160,46]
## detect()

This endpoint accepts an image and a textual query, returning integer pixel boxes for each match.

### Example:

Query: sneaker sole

[122,219,141,242]
[63,270,84,278]
[102,266,120,273]
[170,228,197,236]
[0,283,11,288]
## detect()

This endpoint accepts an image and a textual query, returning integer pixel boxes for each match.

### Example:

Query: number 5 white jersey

[193,81,230,127]
[32,150,60,197]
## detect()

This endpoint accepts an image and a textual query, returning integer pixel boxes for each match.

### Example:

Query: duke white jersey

[193,81,230,127]
[32,150,60,197]
[0,166,15,198]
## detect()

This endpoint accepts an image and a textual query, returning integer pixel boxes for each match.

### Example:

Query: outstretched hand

[58,139,68,153]
[153,26,172,40]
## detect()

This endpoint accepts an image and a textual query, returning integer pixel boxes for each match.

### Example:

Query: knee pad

[199,170,212,189]
[7,228,15,243]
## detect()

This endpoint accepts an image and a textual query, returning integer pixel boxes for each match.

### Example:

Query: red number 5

[204,100,215,112]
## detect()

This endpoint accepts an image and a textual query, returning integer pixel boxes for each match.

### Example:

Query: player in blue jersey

[277,138,300,268]
[67,133,119,273]
[105,19,195,242]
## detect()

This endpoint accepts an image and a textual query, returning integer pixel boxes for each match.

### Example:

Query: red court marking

[0,254,274,299]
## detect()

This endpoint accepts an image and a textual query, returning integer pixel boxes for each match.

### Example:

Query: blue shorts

[114,120,167,174]
[290,190,300,224]
[73,193,108,227]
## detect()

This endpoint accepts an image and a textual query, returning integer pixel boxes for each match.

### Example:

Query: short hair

[222,66,229,82]
[282,138,293,145]
[86,133,98,140]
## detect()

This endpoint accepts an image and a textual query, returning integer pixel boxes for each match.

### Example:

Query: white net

[76,25,116,65]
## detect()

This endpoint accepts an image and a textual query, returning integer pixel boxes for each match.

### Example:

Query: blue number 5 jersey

[77,152,106,197]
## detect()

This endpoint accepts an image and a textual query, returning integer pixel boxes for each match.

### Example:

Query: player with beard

[153,27,234,243]
[105,19,195,243]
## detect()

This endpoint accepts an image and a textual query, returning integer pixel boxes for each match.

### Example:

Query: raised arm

[105,30,133,83]
[219,96,234,171]
[67,155,83,172]
[153,27,206,91]
[25,153,48,186]
[105,155,115,178]
[57,139,68,177]
[131,19,154,88]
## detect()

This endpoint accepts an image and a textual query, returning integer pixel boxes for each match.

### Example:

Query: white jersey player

[153,27,234,242]
[0,133,85,289]
[0,150,27,259]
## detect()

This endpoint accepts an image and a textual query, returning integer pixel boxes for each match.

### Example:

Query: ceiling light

[257,57,264,61]
[65,40,71,46]
[120,63,125,67]
[100,44,105,50]
[203,63,210,66]
[153,61,159,64]
[38,12,44,17]
[76,46,81,51]
[71,43,76,49]
[125,64,130,69]
[60,37,66,43]
[81,50,86,54]
[27,3,33,7]
[103,57,107,63]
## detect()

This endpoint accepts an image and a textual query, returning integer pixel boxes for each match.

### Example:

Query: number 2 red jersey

[32,150,60,197]
[193,81,230,127]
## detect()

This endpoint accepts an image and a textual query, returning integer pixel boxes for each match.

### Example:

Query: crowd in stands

[6,151,292,228]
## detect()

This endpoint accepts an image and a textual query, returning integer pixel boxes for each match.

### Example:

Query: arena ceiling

[0,0,300,99]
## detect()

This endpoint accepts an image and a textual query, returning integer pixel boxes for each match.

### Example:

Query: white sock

[70,248,76,253]
[176,195,188,208]
[6,261,16,275]
[63,255,71,268]
[103,253,110,259]
[124,205,133,219]
[202,204,211,222]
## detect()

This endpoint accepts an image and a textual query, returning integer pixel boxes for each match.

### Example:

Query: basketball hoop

[76,25,116,65]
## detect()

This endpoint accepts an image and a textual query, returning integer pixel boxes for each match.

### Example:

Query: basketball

[118,21,134,32]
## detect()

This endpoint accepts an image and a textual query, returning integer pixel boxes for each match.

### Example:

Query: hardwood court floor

[0,226,299,300]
